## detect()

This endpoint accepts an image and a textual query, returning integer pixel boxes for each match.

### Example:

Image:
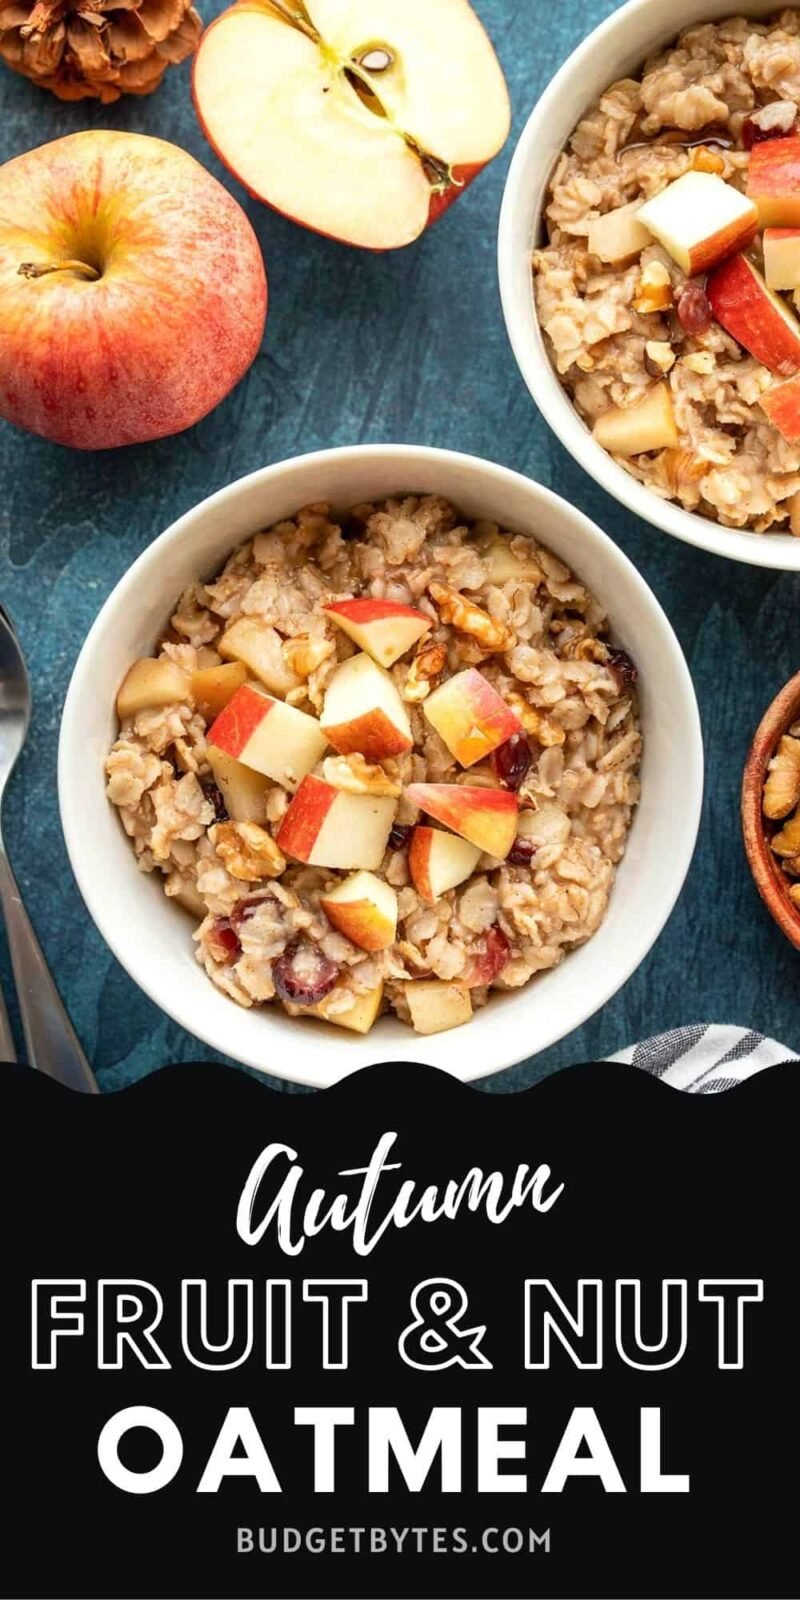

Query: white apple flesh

[192,0,510,250]
[0,130,266,450]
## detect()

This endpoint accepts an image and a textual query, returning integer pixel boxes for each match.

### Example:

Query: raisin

[606,648,639,693]
[508,837,536,866]
[742,115,796,151]
[491,733,532,791]
[677,282,712,337]
[202,781,229,823]
[463,925,511,988]
[388,822,413,850]
[272,940,340,1006]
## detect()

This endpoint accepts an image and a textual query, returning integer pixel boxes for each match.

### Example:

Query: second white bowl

[498,0,800,572]
[59,445,703,1087]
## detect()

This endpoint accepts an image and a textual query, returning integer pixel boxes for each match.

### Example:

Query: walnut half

[429,582,514,652]
[763,735,800,820]
[211,821,286,881]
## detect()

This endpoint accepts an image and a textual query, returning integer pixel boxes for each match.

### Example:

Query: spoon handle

[0,845,98,1093]
[0,977,15,1062]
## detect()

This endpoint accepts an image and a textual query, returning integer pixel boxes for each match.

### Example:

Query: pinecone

[0,0,202,102]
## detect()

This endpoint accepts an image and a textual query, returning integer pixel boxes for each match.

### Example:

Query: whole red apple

[192,0,510,251]
[0,130,267,450]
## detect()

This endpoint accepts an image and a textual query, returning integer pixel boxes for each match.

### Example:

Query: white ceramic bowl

[498,0,800,572]
[59,445,703,1087]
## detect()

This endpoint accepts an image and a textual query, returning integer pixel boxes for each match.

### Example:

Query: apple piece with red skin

[321,652,412,761]
[277,774,396,869]
[408,825,481,904]
[0,130,266,451]
[323,597,431,668]
[423,668,522,768]
[760,373,800,440]
[208,682,327,792]
[707,254,800,377]
[747,135,800,226]
[320,870,398,951]
[763,227,800,291]
[636,171,758,276]
[192,0,510,251]
[406,781,518,858]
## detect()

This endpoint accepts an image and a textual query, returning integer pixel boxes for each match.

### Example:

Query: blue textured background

[0,0,797,1092]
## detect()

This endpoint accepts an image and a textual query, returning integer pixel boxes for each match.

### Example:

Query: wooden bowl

[742,671,800,951]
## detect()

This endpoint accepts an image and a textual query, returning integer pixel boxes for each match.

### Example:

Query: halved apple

[313,976,385,1033]
[321,651,412,761]
[636,171,758,276]
[592,382,679,457]
[192,0,510,251]
[404,979,472,1034]
[406,781,518,858]
[320,870,397,951]
[423,668,522,767]
[763,227,800,291]
[206,746,271,823]
[116,657,190,720]
[707,254,800,377]
[208,682,327,791]
[408,825,481,903]
[191,660,248,719]
[277,774,396,868]
[218,617,301,699]
[747,135,800,226]
[587,200,653,264]
[760,373,800,440]
[324,597,431,667]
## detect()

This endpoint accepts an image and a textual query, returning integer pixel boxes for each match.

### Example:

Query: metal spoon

[0,605,98,1092]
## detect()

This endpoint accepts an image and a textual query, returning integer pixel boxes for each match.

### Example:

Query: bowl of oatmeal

[59,445,702,1086]
[742,669,800,944]
[499,0,800,568]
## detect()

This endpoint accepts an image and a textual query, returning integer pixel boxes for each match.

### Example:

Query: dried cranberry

[491,733,532,791]
[677,282,712,337]
[742,114,796,151]
[272,940,340,1006]
[207,918,241,966]
[388,822,413,851]
[508,836,536,867]
[202,781,229,823]
[463,925,511,988]
[606,648,639,692]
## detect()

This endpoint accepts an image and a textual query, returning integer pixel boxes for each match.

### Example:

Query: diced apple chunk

[218,617,301,699]
[321,652,412,761]
[747,135,800,227]
[587,200,653,263]
[707,254,800,377]
[208,683,327,792]
[764,227,800,291]
[206,746,270,823]
[323,597,431,667]
[760,373,800,440]
[320,871,398,951]
[409,826,481,903]
[191,661,248,718]
[313,978,384,1034]
[404,980,473,1035]
[423,668,521,768]
[116,657,190,720]
[592,382,679,457]
[637,171,758,275]
[277,774,396,869]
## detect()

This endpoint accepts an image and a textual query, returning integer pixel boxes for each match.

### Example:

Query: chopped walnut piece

[428,582,515,652]
[321,753,402,797]
[283,634,335,678]
[211,821,286,881]
[403,640,448,702]
[633,261,672,315]
[770,807,800,858]
[763,736,800,820]
[505,688,565,746]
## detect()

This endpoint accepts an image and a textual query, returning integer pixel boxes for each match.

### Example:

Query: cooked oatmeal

[534,8,800,534]
[106,496,641,1036]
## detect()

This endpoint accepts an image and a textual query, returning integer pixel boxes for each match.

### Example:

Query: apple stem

[18,259,100,282]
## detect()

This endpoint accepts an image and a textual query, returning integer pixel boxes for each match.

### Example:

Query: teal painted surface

[0,0,797,1092]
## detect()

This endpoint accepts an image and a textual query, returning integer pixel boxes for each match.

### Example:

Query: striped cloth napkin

[607,1024,797,1092]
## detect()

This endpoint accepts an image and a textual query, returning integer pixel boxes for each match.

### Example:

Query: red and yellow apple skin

[406,782,518,859]
[760,373,800,440]
[747,136,800,226]
[323,598,431,668]
[319,871,398,952]
[706,254,800,377]
[423,668,522,767]
[0,130,267,450]
[277,775,396,870]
